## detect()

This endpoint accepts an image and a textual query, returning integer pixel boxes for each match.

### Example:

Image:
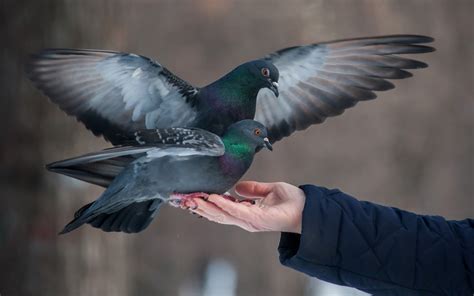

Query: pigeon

[48,120,273,234]
[27,35,434,144]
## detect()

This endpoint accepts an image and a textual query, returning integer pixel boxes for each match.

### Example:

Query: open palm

[191,181,305,233]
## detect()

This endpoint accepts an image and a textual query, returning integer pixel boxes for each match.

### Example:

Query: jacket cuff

[278,185,342,267]
[278,232,301,260]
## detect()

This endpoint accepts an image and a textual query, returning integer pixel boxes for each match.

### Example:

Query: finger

[193,198,227,218]
[191,200,259,232]
[210,194,256,207]
[235,181,273,199]
[207,194,260,222]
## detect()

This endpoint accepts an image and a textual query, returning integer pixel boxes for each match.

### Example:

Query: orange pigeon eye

[261,68,270,77]
[254,128,261,136]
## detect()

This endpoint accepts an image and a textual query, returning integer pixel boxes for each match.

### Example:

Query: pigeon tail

[59,199,163,234]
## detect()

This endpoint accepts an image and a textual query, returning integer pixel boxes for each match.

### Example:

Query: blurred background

[1,0,472,295]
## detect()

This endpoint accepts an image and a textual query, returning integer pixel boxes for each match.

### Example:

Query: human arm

[191,182,474,296]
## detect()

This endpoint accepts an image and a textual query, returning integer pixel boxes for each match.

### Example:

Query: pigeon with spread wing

[48,120,272,234]
[27,35,434,144]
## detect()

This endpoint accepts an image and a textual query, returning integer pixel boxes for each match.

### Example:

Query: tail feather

[59,199,163,234]
[59,216,88,235]
[47,166,116,188]
[47,156,134,188]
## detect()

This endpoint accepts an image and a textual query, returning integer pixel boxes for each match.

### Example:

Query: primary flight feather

[27,35,434,143]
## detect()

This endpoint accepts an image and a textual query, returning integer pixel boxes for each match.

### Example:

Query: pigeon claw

[182,199,198,210]
[169,192,210,210]
[239,199,256,205]
[222,194,238,202]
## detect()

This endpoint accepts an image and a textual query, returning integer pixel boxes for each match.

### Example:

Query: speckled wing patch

[46,128,224,187]
[130,127,225,157]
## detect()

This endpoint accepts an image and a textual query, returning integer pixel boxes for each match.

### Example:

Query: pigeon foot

[169,192,210,210]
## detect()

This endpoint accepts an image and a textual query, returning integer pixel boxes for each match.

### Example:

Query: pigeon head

[240,59,280,97]
[223,119,273,154]
[198,59,279,126]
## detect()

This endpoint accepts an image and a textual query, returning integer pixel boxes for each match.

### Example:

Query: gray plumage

[47,127,225,187]
[257,35,435,141]
[51,120,272,234]
[27,35,434,144]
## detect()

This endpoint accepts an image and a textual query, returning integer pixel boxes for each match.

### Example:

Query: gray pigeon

[48,120,272,234]
[27,35,434,143]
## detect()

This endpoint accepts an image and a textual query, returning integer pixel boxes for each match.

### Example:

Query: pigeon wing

[27,49,199,144]
[255,35,435,142]
[47,127,224,187]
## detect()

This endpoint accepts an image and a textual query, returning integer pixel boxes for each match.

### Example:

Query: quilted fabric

[278,185,474,296]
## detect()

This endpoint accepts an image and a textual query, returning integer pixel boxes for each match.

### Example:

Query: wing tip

[58,220,81,235]
[46,159,72,171]
[29,48,121,57]
[407,60,429,69]
[375,34,435,45]
[390,34,434,44]
[25,53,42,79]
[397,69,413,79]
[45,161,59,171]
[25,48,122,80]
[410,44,436,53]
[379,80,396,91]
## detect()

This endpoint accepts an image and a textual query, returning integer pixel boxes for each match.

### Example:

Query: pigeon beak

[268,80,279,97]
[263,137,273,151]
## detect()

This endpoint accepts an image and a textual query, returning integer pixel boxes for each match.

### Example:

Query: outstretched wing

[27,49,199,144]
[47,127,224,187]
[255,35,435,142]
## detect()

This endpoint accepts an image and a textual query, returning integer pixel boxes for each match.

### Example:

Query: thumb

[235,181,273,199]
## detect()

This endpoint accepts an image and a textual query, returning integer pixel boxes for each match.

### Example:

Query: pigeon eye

[261,68,270,77]
[254,128,261,136]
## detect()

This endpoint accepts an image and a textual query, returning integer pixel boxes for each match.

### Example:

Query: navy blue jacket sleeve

[278,185,474,296]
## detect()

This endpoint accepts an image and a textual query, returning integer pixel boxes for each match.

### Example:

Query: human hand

[191,181,306,233]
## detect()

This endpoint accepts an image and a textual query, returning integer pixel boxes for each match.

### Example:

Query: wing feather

[27,49,199,144]
[256,35,435,142]
[47,127,224,187]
